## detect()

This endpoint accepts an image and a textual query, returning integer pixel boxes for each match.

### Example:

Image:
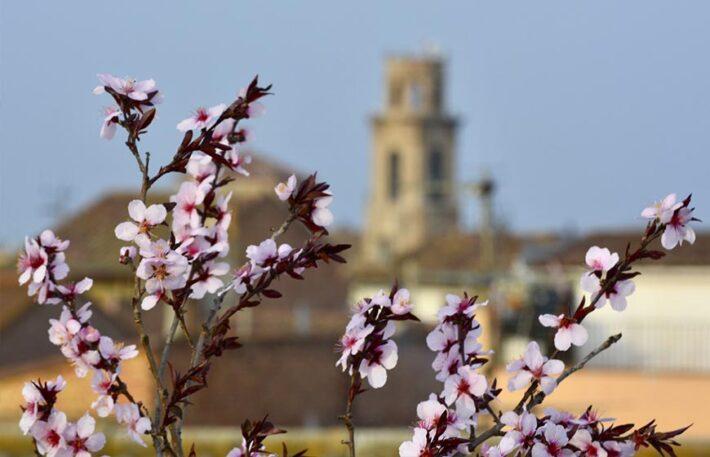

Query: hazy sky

[2,1,709,247]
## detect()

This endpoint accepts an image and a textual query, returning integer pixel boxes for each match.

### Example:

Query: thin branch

[339,373,358,457]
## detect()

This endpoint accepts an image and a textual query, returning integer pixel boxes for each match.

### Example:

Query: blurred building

[2,52,710,440]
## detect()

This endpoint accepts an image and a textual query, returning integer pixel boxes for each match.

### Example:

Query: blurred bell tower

[363,52,459,264]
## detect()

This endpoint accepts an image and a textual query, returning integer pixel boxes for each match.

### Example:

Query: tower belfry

[363,54,459,263]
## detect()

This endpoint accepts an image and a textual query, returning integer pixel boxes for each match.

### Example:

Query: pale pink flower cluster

[17,230,146,445]
[484,407,635,457]
[337,288,415,389]
[507,341,564,395]
[641,193,697,250]
[92,73,161,140]
[20,378,106,457]
[115,149,237,310]
[17,230,70,304]
[274,174,334,228]
[579,245,635,312]
[400,294,490,457]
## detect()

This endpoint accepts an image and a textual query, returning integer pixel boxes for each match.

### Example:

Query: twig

[339,373,359,457]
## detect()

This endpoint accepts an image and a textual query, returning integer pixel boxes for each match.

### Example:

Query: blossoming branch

[17,74,348,457]
[335,193,698,457]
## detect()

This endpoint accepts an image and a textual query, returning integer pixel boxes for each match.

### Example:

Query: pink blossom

[119,245,137,263]
[63,413,106,457]
[93,74,157,101]
[438,294,486,321]
[359,340,398,388]
[570,429,608,457]
[171,181,205,228]
[415,394,447,429]
[48,306,84,346]
[336,315,374,371]
[177,104,226,132]
[597,280,636,312]
[312,192,334,227]
[211,118,236,143]
[225,149,251,176]
[398,427,430,457]
[245,238,292,268]
[115,403,151,447]
[115,200,167,242]
[247,102,266,118]
[54,278,93,302]
[32,411,68,457]
[100,106,120,140]
[538,314,588,351]
[531,422,574,457]
[18,237,49,285]
[391,288,413,315]
[662,206,696,250]
[443,365,487,414]
[507,341,564,395]
[98,336,139,366]
[190,261,230,299]
[186,152,217,184]
[90,371,116,417]
[585,246,619,273]
[603,440,635,457]
[19,376,65,435]
[275,174,297,201]
[499,411,538,453]
[641,193,682,223]
[230,264,253,295]
[135,239,189,310]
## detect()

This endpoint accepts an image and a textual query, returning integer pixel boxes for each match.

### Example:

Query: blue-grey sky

[2,1,709,247]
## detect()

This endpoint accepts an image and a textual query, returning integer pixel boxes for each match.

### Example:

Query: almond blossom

[20,376,66,435]
[596,279,636,312]
[507,341,564,395]
[641,193,682,224]
[531,422,575,457]
[391,287,414,315]
[311,192,334,227]
[580,246,618,294]
[171,181,206,228]
[63,413,106,457]
[359,339,398,388]
[114,200,167,242]
[398,427,430,457]
[275,174,297,201]
[93,73,157,101]
[100,106,120,140]
[98,336,139,367]
[661,206,697,250]
[570,429,608,457]
[499,411,538,454]
[538,314,588,351]
[442,365,487,414]
[177,104,226,132]
[190,261,230,299]
[115,403,151,447]
[32,411,68,457]
[17,236,49,285]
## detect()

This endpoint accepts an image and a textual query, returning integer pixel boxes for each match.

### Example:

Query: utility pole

[466,172,501,368]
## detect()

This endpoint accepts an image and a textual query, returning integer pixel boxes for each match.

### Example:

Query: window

[388,152,400,200]
[408,83,423,110]
[428,148,444,182]
[428,149,444,201]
